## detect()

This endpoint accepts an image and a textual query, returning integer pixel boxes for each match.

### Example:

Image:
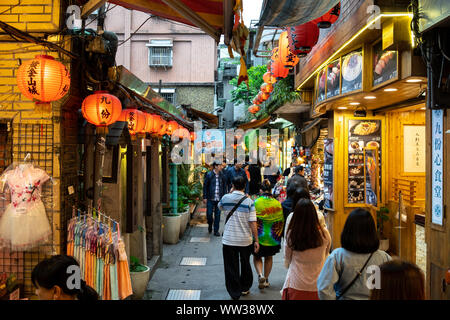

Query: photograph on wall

[341,49,363,94]
[326,59,341,99]
[316,67,327,103]
[347,119,382,204]
[372,41,398,87]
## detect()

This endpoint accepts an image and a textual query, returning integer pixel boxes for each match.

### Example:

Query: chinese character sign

[431,110,444,226]
[403,125,425,172]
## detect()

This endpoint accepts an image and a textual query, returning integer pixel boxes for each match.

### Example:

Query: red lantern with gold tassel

[279,31,299,69]
[287,22,320,57]
[17,55,70,112]
[81,91,122,134]
[261,83,273,94]
[312,2,340,28]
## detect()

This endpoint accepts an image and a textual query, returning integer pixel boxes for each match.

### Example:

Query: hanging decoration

[143,113,155,133]
[81,91,122,134]
[260,91,270,101]
[270,48,289,79]
[175,127,190,140]
[158,119,168,136]
[248,104,260,114]
[279,31,300,69]
[287,22,320,57]
[312,2,341,28]
[263,72,277,84]
[190,131,197,142]
[151,114,163,135]
[261,83,273,94]
[120,109,146,135]
[166,120,179,136]
[16,55,70,112]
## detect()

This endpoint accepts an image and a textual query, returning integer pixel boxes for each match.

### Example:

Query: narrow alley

[146,206,287,301]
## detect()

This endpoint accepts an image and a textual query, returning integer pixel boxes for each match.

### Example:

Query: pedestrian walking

[218,176,260,300]
[286,165,309,192]
[317,208,392,300]
[248,162,262,199]
[370,259,425,300]
[32,255,99,300]
[253,179,284,290]
[226,161,249,194]
[282,199,331,300]
[263,161,281,190]
[202,162,227,236]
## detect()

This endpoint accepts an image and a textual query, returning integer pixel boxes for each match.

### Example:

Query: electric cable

[117,15,153,46]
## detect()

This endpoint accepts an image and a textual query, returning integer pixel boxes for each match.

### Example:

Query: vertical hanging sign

[431,109,444,226]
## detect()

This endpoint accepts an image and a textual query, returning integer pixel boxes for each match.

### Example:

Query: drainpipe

[170,163,178,213]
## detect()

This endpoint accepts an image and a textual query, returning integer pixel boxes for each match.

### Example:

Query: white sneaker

[263,280,270,288]
[258,275,266,289]
[241,290,250,295]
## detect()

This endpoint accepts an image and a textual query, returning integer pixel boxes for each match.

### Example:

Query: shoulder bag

[225,196,248,225]
[336,252,374,300]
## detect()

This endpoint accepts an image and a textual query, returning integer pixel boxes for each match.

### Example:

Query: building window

[147,39,173,67]
[159,88,176,104]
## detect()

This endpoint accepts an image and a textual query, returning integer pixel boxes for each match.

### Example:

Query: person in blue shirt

[226,161,249,195]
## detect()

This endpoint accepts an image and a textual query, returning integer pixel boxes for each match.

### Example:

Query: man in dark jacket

[226,162,249,194]
[286,165,309,191]
[203,162,228,235]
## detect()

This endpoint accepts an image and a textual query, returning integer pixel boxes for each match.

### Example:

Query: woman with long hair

[32,255,99,300]
[253,179,284,289]
[282,198,331,300]
[317,208,391,300]
[370,260,425,300]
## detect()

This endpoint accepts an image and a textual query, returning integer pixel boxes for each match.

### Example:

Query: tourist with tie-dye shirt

[253,179,284,289]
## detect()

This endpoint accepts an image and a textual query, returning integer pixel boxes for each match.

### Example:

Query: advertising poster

[323,139,334,210]
[341,50,363,94]
[372,42,398,87]
[316,67,327,103]
[364,148,379,207]
[326,59,341,99]
[348,119,382,204]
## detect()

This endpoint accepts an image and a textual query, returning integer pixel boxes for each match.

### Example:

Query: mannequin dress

[0,163,52,251]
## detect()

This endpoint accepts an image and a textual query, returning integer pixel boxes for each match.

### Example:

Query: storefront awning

[107,0,234,43]
[237,116,271,130]
[257,0,340,27]
[300,117,325,134]
[185,106,219,126]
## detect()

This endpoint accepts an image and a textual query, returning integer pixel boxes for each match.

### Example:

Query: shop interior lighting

[337,106,348,110]
[406,78,422,83]
[349,102,360,105]
[364,96,377,99]
[296,13,414,91]
[384,88,398,92]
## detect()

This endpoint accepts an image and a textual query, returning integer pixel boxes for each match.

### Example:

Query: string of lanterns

[249,2,341,116]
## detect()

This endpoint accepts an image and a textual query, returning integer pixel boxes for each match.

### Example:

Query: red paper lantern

[260,92,270,101]
[81,91,122,127]
[174,127,190,140]
[151,114,163,134]
[143,113,155,133]
[121,109,146,135]
[312,3,340,28]
[279,31,299,69]
[287,22,320,57]
[261,83,273,94]
[166,120,179,136]
[270,48,290,79]
[17,55,70,103]
[263,72,277,84]
[158,119,168,136]
[248,105,260,114]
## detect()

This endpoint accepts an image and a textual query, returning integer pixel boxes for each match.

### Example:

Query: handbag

[336,252,374,300]
[222,196,248,236]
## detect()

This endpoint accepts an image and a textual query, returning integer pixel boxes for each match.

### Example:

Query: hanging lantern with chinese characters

[16,55,70,112]
[120,109,146,135]
[312,2,340,28]
[287,22,320,57]
[279,31,299,69]
[81,91,122,134]
[270,48,289,79]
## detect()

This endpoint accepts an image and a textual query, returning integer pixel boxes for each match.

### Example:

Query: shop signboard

[348,119,382,204]
[431,109,444,226]
[323,139,334,210]
[403,125,426,173]
[341,49,363,94]
[326,59,341,99]
[364,147,379,207]
[372,41,398,87]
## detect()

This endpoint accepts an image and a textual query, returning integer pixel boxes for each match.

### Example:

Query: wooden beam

[223,0,234,46]
[81,0,106,19]
[160,0,221,42]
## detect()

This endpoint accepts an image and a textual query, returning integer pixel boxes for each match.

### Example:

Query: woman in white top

[282,198,331,300]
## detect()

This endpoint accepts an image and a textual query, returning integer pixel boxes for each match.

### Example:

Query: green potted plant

[163,207,181,244]
[129,256,150,300]
[377,207,390,251]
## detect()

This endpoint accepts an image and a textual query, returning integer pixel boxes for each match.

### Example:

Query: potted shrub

[129,256,150,300]
[377,207,390,251]
[163,208,181,244]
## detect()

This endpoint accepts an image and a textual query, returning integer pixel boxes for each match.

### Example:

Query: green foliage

[376,207,390,238]
[229,65,267,107]
[130,256,148,273]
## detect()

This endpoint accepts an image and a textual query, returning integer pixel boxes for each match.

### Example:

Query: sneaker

[258,275,266,289]
[241,290,250,296]
[214,231,221,236]
[263,280,270,288]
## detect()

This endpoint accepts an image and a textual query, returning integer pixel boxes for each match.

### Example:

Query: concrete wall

[176,86,214,113]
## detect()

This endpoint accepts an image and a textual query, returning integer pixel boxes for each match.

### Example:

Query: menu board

[364,147,379,207]
[348,119,382,204]
[323,139,334,210]
[316,67,327,103]
[341,50,363,94]
[372,42,397,87]
[326,59,341,98]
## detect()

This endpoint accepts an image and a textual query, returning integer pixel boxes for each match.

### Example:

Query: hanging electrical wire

[117,15,153,46]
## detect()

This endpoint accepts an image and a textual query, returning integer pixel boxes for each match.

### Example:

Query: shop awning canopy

[185,106,219,126]
[300,117,325,134]
[257,0,340,27]
[237,116,271,130]
[105,0,234,43]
